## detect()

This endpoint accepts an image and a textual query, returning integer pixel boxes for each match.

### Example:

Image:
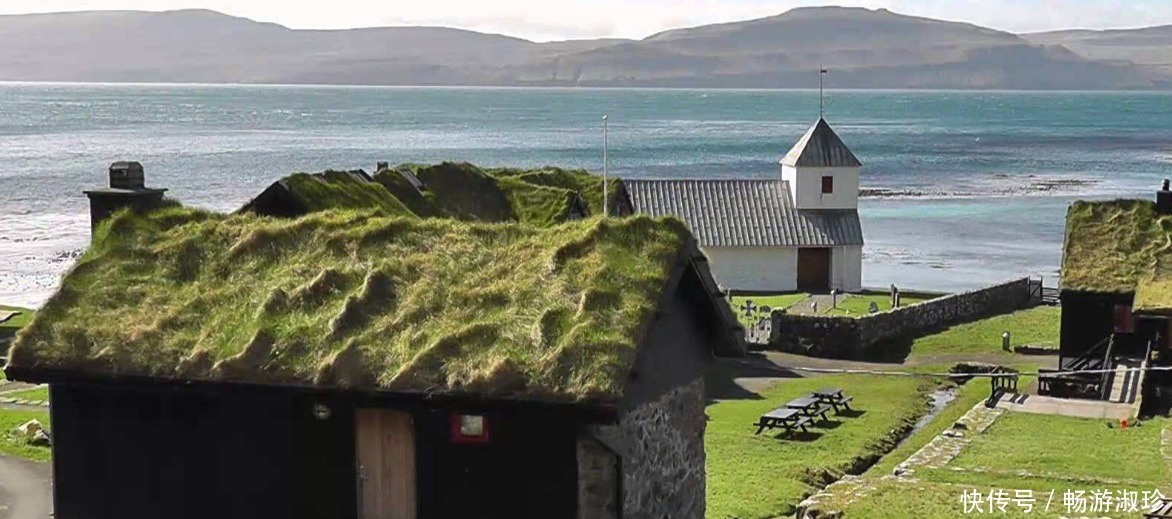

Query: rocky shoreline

[861,176,1101,199]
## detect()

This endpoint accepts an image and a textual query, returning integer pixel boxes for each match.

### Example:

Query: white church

[626,117,864,292]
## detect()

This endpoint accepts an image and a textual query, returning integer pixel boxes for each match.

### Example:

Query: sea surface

[3,83,1172,308]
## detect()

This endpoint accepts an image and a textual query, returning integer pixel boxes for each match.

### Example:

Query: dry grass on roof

[1061,199,1172,295]
[8,206,693,403]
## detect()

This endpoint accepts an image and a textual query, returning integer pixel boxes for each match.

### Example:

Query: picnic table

[786,396,832,421]
[753,407,811,435]
[812,387,854,412]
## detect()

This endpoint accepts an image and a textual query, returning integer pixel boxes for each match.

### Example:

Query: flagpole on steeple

[819,66,828,118]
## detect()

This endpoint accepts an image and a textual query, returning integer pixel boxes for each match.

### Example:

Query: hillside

[1025,25,1172,82]
[0,7,1163,89]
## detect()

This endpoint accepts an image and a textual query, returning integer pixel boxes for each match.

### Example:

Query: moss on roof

[282,171,416,217]
[370,167,443,218]
[495,176,581,227]
[1061,199,1172,295]
[369,162,590,226]
[488,166,625,216]
[8,205,694,403]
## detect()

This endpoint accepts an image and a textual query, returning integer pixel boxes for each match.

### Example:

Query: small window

[821,176,834,194]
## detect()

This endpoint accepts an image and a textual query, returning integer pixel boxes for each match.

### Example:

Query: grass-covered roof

[281,171,416,217]
[1062,200,1172,302]
[8,206,696,403]
[488,166,626,216]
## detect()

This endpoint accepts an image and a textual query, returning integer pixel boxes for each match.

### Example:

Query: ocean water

[3,83,1172,307]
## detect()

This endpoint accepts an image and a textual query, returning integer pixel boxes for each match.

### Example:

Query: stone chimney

[1159,179,1172,216]
[83,161,168,233]
[376,161,389,171]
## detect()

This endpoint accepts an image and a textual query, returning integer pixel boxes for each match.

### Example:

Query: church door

[797,248,831,292]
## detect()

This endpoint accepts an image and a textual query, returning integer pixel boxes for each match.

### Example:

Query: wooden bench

[753,407,813,435]
[813,387,854,413]
[787,396,832,421]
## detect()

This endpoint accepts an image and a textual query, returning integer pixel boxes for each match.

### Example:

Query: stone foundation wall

[770,278,1035,359]
[585,378,707,519]
[577,436,620,519]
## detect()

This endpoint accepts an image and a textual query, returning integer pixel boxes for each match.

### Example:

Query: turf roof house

[6,162,744,519]
[627,118,864,293]
[240,163,618,224]
[1057,183,1172,395]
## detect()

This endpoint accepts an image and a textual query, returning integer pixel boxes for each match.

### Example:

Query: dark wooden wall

[50,383,356,519]
[49,383,589,519]
[415,408,579,519]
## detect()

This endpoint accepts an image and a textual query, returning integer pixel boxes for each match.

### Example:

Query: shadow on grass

[813,419,844,430]
[706,353,802,402]
[835,409,867,419]
[773,430,824,442]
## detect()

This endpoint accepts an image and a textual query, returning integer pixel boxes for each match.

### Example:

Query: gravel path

[0,454,51,519]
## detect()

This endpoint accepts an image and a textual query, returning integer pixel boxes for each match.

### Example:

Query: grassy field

[822,293,935,316]
[706,374,934,519]
[0,408,51,463]
[0,386,48,403]
[905,306,1061,361]
[951,413,1169,487]
[842,408,1171,518]
[837,477,1168,519]
[0,304,33,339]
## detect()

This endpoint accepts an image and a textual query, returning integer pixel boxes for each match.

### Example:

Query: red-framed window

[450,414,490,444]
[821,176,834,194]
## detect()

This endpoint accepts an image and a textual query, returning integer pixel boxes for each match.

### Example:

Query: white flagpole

[603,114,609,217]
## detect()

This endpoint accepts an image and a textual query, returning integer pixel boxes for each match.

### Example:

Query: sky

[0,0,1168,42]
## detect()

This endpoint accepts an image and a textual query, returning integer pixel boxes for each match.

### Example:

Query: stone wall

[770,278,1035,359]
[577,436,620,519]
[583,378,707,519]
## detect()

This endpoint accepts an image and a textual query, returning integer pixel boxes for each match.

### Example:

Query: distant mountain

[1024,26,1172,82]
[0,7,1165,89]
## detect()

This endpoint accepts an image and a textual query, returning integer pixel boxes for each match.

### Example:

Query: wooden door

[797,248,831,292]
[356,409,417,519]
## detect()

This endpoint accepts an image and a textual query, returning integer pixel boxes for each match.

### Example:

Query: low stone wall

[770,278,1035,359]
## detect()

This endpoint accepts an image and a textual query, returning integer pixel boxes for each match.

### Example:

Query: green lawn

[0,305,33,338]
[841,408,1172,518]
[0,386,48,403]
[706,374,934,519]
[839,477,1166,519]
[905,306,1061,361]
[952,413,1169,487]
[729,292,939,325]
[822,293,935,316]
[0,408,51,463]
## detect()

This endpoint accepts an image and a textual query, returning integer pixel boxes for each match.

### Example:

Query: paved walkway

[994,392,1134,420]
[0,454,51,519]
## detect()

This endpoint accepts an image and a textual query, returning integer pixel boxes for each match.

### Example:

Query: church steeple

[782,117,862,168]
[780,118,862,210]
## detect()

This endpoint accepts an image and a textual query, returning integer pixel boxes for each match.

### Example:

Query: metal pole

[603,114,609,217]
[819,67,824,118]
